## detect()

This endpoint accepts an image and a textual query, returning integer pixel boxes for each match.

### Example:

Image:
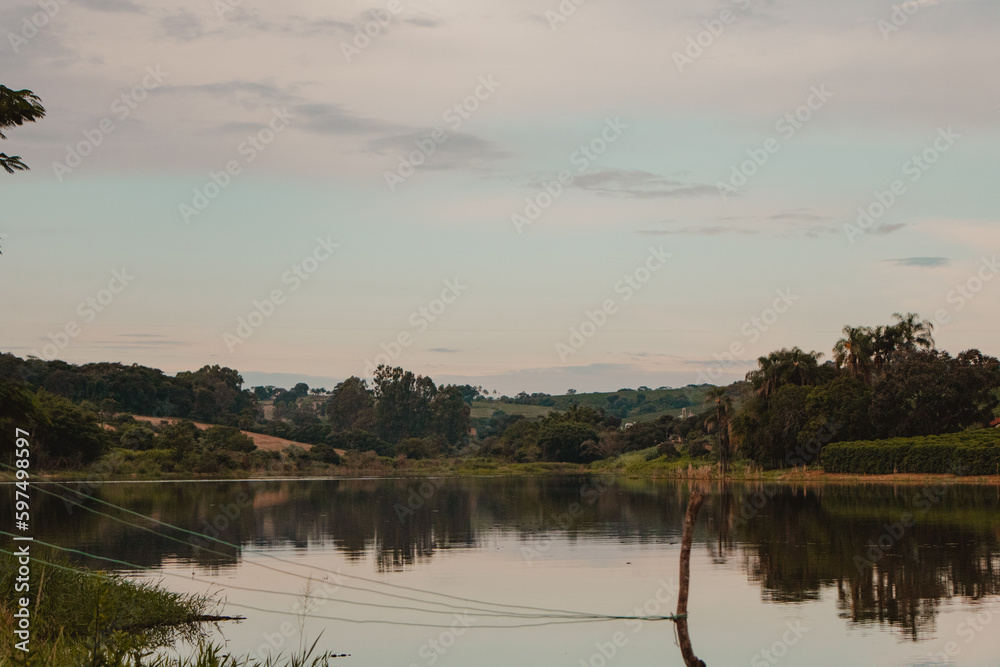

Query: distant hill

[471,385,714,423]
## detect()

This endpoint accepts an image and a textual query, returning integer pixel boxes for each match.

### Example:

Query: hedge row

[821,429,1000,475]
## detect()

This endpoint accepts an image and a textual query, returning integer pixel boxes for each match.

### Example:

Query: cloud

[766,210,831,223]
[873,223,908,235]
[403,16,446,28]
[367,131,511,169]
[886,256,950,267]
[159,10,207,41]
[570,168,716,198]
[294,103,407,136]
[156,80,299,110]
[77,0,145,13]
[637,225,757,236]
[221,10,353,36]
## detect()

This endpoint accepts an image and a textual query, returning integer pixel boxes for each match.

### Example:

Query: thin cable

[0,547,684,629]
[0,532,604,621]
[3,469,607,617]
[3,482,580,619]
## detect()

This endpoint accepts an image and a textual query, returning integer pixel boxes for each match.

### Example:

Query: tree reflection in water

[14,477,999,641]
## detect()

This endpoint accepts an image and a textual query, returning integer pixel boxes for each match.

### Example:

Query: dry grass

[130,416,344,455]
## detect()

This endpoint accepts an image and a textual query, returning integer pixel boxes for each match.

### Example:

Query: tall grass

[0,551,343,667]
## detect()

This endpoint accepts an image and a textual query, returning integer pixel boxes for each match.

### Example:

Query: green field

[471,385,713,423]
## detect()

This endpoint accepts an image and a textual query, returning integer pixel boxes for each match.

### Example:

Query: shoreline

[17,463,1000,485]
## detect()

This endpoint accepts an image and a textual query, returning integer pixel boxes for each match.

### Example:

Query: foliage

[0,84,45,174]
[32,390,111,466]
[0,355,259,426]
[201,426,256,453]
[325,376,374,433]
[821,430,1000,475]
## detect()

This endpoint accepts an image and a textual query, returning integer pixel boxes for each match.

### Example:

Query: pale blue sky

[1,0,998,393]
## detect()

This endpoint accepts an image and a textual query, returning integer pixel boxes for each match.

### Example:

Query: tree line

[1,312,997,472]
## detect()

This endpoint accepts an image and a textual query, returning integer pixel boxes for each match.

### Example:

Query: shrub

[309,443,342,465]
[201,425,256,452]
[821,430,1000,475]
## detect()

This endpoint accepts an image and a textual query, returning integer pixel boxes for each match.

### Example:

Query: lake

[14,476,1000,666]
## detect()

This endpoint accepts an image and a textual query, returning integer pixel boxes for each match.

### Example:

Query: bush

[821,430,1000,475]
[656,441,680,459]
[396,437,441,459]
[309,443,342,464]
[119,424,157,450]
[201,425,256,452]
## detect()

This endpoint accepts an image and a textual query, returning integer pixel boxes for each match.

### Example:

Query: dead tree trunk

[676,489,706,667]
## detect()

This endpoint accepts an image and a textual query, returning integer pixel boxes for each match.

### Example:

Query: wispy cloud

[886,256,950,267]
[637,225,757,236]
[571,168,716,198]
[78,0,145,13]
[159,10,208,41]
[368,131,511,169]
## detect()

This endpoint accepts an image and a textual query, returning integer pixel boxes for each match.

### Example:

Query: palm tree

[0,85,45,173]
[746,347,824,398]
[833,326,875,383]
[704,386,733,475]
[889,312,935,351]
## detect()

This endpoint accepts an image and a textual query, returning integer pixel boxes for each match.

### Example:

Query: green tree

[431,385,471,450]
[704,386,733,474]
[747,347,826,398]
[201,425,256,452]
[119,424,157,450]
[833,326,876,383]
[33,391,109,466]
[536,421,598,462]
[372,365,436,442]
[869,349,1000,438]
[326,376,375,433]
[0,85,45,174]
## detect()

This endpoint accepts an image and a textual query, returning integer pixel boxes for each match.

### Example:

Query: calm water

[9,477,1000,666]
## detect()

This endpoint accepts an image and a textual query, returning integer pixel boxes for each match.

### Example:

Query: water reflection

[6,477,999,640]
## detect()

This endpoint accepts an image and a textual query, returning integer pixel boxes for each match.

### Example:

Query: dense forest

[1,313,998,474]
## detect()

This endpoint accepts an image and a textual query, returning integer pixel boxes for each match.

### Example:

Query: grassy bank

[0,550,345,667]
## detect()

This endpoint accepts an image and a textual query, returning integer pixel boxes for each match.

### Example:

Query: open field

[131,415,324,453]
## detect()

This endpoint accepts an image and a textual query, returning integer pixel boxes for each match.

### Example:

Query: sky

[1,0,998,395]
